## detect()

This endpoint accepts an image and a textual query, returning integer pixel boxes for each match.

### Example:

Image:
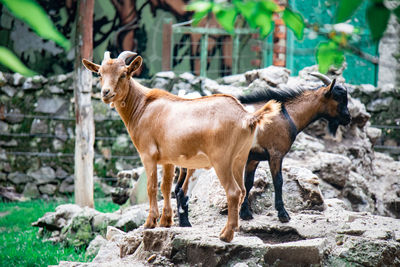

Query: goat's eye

[120,73,127,79]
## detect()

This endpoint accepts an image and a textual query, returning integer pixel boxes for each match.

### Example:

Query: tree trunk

[73,0,95,208]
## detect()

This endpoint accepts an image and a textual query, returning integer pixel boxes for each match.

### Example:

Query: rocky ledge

[51,198,400,267]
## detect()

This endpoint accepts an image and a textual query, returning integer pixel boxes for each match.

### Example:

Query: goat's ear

[325,78,336,98]
[82,59,100,73]
[127,56,142,76]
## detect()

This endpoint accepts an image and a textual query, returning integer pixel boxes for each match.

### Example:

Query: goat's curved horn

[103,51,111,61]
[310,72,332,86]
[117,51,137,64]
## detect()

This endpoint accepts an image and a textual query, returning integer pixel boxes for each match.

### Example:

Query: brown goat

[82,51,281,242]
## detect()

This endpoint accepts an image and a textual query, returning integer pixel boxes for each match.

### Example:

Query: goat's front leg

[159,164,174,227]
[143,159,159,228]
[270,157,290,222]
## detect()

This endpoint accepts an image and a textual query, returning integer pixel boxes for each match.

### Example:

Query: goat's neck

[114,79,149,129]
[285,93,324,132]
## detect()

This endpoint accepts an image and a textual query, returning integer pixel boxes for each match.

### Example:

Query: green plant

[0,198,119,266]
[0,0,70,76]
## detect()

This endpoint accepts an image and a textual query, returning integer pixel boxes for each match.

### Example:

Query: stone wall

[348,82,400,152]
[0,72,144,198]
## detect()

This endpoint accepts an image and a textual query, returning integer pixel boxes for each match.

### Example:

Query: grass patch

[0,197,120,267]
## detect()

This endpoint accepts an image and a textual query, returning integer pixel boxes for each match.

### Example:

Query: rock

[5,108,23,123]
[0,121,9,133]
[154,71,176,80]
[366,97,393,112]
[366,126,381,144]
[32,204,83,231]
[284,166,324,210]
[62,213,96,247]
[47,85,64,94]
[114,205,147,232]
[151,77,171,90]
[0,186,25,201]
[86,235,107,259]
[8,172,31,184]
[30,118,48,134]
[34,96,67,114]
[55,123,68,141]
[38,184,57,195]
[0,139,17,147]
[106,226,126,241]
[334,237,400,266]
[311,152,351,188]
[292,132,325,152]
[92,213,120,235]
[28,166,56,184]
[55,167,68,179]
[1,85,16,97]
[23,182,39,198]
[59,176,74,193]
[245,66,291,86]
[347,97,370,128]
[12,72,25,86]
[22,76,43,90]
[179,72,196,82]
[219,74,246,86]
[358,84,378,95]
[264,238,327,265]
[171,81,192,95]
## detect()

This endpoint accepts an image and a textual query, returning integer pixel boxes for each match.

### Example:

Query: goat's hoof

[278,210,291,223]
[240,209,254,220]
[159,216,173,228]
[179,220,192,227]
[144,217,157,228]
[219,228,234,243]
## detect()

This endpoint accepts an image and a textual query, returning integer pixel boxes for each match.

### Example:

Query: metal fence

[0,112,140,182]
[162,20,273,79]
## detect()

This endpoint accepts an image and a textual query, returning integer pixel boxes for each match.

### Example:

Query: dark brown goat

[82,51,281,242]
[175,73,351,226]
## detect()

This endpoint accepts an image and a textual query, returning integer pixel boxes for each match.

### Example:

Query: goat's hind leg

[270,157,290,222]
[232,156,247,229]
[159,164,175,227]
[214,162,241,242]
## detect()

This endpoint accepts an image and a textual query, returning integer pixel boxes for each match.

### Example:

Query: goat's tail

[246,100,281,130]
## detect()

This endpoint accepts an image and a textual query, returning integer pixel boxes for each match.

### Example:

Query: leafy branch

[186,0,399,74]
[0,0,70,76]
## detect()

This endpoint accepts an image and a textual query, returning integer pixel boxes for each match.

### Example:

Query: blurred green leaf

[0,0,70,51]
[0,46,37,76]
[316,41,345,74]
[187,1,213,25]
[260,0,280,12]
[253,3,273,38]
[366,2,390,41]
[192,10,208,25]
[186,1,212,12]
[215,7,237,33]
[234,0,257,27]
[282,8,304,40]
[336,0,363,23]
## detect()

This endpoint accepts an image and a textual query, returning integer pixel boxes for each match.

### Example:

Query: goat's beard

[328,119,339,136]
